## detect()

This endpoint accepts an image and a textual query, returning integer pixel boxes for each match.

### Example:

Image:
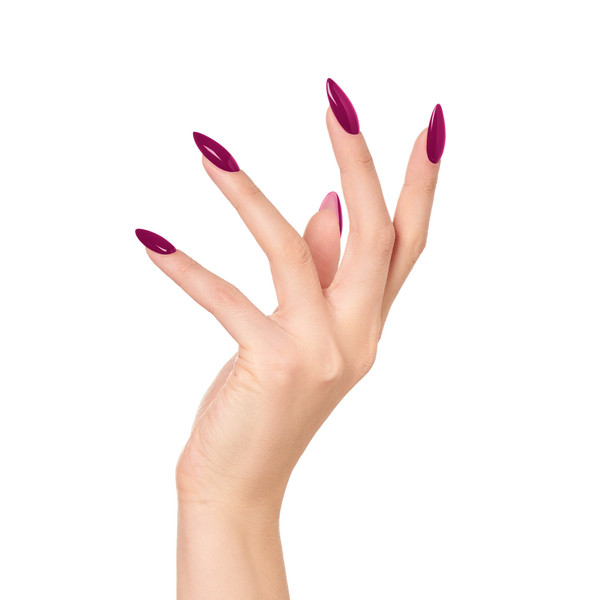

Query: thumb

[302,191,342,289]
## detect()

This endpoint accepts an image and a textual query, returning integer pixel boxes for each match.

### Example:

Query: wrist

[177,494,283,530]
[176,454,288,522]
[177,496,289,600]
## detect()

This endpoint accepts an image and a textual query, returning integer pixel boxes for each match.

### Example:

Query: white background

[1,1,599,598]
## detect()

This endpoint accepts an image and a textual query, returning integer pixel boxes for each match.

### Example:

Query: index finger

[193,132,326,317]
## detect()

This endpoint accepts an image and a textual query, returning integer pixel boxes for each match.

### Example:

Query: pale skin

[144,106,440,599]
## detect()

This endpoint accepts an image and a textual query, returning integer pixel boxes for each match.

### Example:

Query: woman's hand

[136,80,445,515]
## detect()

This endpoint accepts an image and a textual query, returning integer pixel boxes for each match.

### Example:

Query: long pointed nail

[319,191,343,236]
[192,132,240,172]
[326,78,360,135]
[135,228,176,254]
[426,104,446,163]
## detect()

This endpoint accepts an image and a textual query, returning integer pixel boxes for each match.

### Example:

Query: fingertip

[318,191,343,237]
[402,129,441,188]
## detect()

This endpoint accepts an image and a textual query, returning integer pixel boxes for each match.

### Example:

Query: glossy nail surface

[426,104,446,163]
[326,78,360,135]
[135,228,176,254]
[319,191,343,236]
[192,132,240,172]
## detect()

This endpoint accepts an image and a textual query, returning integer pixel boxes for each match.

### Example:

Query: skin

[145,106,440,599]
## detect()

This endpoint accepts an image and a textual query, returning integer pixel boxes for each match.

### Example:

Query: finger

[271,190,342,316]
[194,132,325,315]
[324,95,395,321]
[302,191,342,289]
[380,107,444,333]
[136,229,278,351]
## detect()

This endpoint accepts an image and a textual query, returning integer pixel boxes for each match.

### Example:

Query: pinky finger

[135,228,276,350]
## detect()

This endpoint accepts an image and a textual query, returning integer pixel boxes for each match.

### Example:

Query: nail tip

[192,131,204,151]
[319,191,334,210]
[319,191,343,235]
[192,131,240,172]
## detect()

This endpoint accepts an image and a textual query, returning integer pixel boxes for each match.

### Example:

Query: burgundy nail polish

[426,104,446,164]
[135,228,176,254]
[192,132,240,172]
[319,191,343,236]
[326,78,360,135]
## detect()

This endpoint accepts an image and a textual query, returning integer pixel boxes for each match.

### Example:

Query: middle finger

[324,80,395,319]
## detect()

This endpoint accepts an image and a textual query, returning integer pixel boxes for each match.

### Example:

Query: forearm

[177,500,290,600]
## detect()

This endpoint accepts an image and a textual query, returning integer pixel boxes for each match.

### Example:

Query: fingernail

[319,191,343,236]
[135,228,176,255]
[192,132,240,172]
[326,78,360,135]
[426,104,446,164]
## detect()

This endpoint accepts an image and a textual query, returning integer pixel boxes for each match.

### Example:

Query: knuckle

[341,152,376,176]
[263,333,346,386]
[207,280,241,312]
[244,181,265,200]
[377,222,397,255]
[175,259,200,285]
[314,347,345,383]
[265,341,346,387]
[352,328,380,379]
[409,232,428,264]
[351,221,395,251]
[359,223,396,264]
[355,151,375,172]
[280,235,313,266]
[403,176,438,196]
[354,346,377,379]
[267,348,303,385]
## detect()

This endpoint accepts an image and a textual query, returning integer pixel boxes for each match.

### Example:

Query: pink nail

[426,104,446,164]
[135,228,176,254]
[326,78,360,135]
[319,191,343,236]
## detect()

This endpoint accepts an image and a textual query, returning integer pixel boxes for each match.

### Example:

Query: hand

[135,81,445,515]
